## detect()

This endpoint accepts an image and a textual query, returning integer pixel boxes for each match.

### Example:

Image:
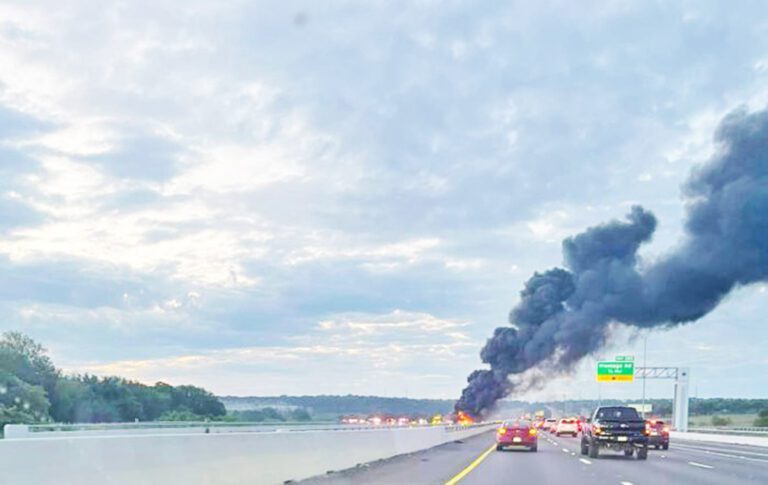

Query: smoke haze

[456,107,768,416]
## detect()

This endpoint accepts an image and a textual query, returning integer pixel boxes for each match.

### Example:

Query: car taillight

[529,428,537,436]
[498,428,506,435]
[663,426,670,434]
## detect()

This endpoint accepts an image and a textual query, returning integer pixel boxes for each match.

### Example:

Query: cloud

[317,309,469,336]
[63,308,479,396]
[0,0,767,399]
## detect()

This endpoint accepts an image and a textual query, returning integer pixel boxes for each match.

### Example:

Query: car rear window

[596,407,640,420]
[503,420,530,427]
[560,419,575,423]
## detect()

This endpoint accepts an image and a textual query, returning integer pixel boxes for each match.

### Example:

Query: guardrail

[0,421,497,484]
[4,420,481,439]
[687,426,768,436]
[11,421,341,438]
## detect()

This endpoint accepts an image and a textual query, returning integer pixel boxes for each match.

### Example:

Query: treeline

[229,407,312,422]
[220,395,455,416]
[0,332,225,428]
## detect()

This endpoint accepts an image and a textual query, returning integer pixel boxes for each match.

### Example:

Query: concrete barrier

[671,431,768,448]
[0,423,495,485]
[3,422,352,439]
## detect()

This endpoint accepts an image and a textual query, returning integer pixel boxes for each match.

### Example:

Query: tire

[530,445,538,452]
[580,439,589,455]
[655,444,660,450]
[588,439,599,459]
[662,443,669,450]
[496,445,503,452]
[624,449,634,457]
[637,445,648,460]
[555,432,561,437]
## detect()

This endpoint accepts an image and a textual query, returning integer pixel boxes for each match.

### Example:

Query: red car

[646,419,670,450]
[496,419,538,452]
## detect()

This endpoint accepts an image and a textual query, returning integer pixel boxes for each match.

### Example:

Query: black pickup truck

[580,406,649,460]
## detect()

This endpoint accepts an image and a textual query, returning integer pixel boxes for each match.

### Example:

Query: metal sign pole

[641,335,647,418]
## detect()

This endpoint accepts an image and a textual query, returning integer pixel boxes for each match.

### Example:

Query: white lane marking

[570,452,576,456]
[688,461,714,469]
[562,448,570,453]
[579,458,592,465]
[620,482,634,485]
[675,443,768,459]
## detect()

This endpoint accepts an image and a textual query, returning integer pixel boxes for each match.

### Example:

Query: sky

[0,0,767,401]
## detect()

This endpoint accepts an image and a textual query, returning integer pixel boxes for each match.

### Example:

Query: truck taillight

[529,428,537,436]
[644,423,651,435]
[498,428,506,434]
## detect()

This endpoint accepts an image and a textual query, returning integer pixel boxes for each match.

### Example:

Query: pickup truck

[580,406,649,460]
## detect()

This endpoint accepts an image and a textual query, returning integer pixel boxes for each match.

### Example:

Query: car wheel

[588,439,599,459]
[555,432,560,437]
[637,445,648,460]
[624,449,634,457]
[580,439,589,455]
[662,443,669,450]
[530,445,538,452]
[655,444,660,450]
[496,445,504,452]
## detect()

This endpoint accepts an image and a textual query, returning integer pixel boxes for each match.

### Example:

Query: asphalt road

[299,429,768,485]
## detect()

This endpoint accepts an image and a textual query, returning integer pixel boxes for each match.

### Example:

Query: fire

[456,411,475,425]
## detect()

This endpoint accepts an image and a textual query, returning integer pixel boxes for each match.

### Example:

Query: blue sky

[0,0,766,400]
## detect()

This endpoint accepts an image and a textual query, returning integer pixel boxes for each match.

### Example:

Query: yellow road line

[444,443,497,485]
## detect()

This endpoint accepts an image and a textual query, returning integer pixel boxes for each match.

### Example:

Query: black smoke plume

[456,107,768,416]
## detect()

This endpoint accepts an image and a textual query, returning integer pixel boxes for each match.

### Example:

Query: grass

[688,413,758,427]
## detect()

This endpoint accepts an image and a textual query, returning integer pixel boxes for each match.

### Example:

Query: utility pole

[641,333,648,418]
[597,381,602,408]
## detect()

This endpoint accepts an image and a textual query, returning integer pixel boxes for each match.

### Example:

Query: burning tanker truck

[456,107,768,418]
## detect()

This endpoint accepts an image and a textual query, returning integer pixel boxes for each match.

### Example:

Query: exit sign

[597,361,635,382]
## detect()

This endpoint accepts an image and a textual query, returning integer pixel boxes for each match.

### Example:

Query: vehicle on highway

[581,406,649,460]
[545,418,558,433]
[577,416,587,433]
[555,418,579,437]
[646,419,670,450]
[496,419,538,452]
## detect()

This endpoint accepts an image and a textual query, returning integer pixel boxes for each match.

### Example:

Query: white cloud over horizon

[1,0,767,400]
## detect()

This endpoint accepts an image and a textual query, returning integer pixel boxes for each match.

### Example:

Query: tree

[0,371,50,429]
[0,332,226,424]
[711,415,732,426]
[0,332,59,399]
[755,409,768,427]
[289,408,311,421]
[50,378,90,423]
[170,385,226,417]
[159,409,205,421]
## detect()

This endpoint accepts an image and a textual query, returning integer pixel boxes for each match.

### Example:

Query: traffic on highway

[302,408,768,485]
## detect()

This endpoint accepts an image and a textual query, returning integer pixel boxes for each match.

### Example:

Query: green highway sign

[615,355,634,361]
[597,361,635,382]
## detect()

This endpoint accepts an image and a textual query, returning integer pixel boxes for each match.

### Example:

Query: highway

[300,429,768,485]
